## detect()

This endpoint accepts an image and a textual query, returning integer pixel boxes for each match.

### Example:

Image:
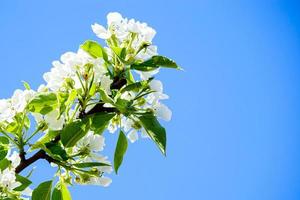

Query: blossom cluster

[0,12,179,199]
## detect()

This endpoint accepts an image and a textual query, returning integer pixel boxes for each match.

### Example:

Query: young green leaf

[0,158,10,171]
[111,46,126,60]
[31,130,60,150]
[89,113,116,134]
[28,92,58,115]
[73,162,110,168]
[22,81,31,90]
[114,130,128,174]
[81,40,108,62]
[14,174,32,191]
[0,136,9,160]
[131,55,181,71]
[61,118,90,148]
[138,113,167,155]
[32,180,52,200]
[119,79,150,93]
[98,88,115,105]
[61,180,72,200]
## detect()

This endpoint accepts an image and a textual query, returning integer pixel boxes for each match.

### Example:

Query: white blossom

[75,131,105,153]
[43,49,107,92]
[0,169,21,191]
[0,89,35,123]
[91,23,111,39]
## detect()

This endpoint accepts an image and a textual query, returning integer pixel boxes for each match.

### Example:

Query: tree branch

[15,150,55,173]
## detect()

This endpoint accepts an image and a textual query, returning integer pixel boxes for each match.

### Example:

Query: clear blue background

[1,0,300,199]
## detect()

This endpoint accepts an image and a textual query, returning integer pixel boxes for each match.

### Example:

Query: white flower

[92,23,111,39]
[107,121,118,134]
[135,45,158,60]
[0,168,21,191]
[121,117,134,132]
[43,49,104,91]
[11,89,35,113]
[107,12,128,39]
[44,110,65,130]
[87,176,112,187]
[92,12,156,46]
[121,117,149,143]
[93,59,107,82]
[153,102,172,121]
[100,75,113,95]
[146,80,169,104]
[107,12,123,25]
[0,89,35,123]
[127,129,138,143]
[136,69,159,80]
[76,131,105,153]
[37,84,48,92]
[0,99,14,123]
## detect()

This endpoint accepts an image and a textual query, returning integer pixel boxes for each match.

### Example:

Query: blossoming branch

[0,12,180,199]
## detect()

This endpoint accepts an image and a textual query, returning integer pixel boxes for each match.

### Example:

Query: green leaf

[119,78,152,93]
[125,69,135,84]
[131,55,181,71]
[5,121,19,134]
[22,81,31,90]
[89,113,116,134]
[138,113,167,155]
[0,158,10,170]
[28,92,58,115]
[114,130,128,174]
[73,162,110,168]
[98,88,115,105]
[45,141,68,161]
[52,188,62,200]
[61,118,90,148]
[32,180,52,200]
[31,130,60,150]
[57,90,77,119]
[115,98,132,114]
[81,40,108,62]
[111,46,126,60]
[0,136,9,160]
[61,180,72,200]
[14,174,32,191]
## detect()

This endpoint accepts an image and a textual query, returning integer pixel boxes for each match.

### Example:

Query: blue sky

[1,0,300,199]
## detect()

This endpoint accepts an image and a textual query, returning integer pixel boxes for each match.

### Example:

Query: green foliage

[89,113,116,134]
[60,180,72,200]
[14,175,32,191]
[31,130,60,150]
[52,188,62,200]
[0,136,9,160]
[32,180,53,200]
[131,55,181,71]
[81,40,108,62]
[0,12,180,199]
[61,119,90,148]
[0,158,10,170]
[138,113,167,155]
[114,130,128,174]
[45,142,68,161]
[28,93,58,115]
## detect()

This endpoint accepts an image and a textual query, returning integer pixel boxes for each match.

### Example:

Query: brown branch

[15,150,55,173]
